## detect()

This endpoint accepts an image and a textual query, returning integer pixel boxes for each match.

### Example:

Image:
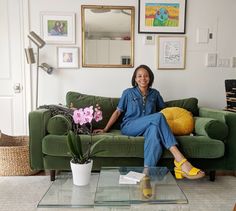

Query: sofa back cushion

[66,91,121,129]
[66,91,199,129]
[165,98,199,116]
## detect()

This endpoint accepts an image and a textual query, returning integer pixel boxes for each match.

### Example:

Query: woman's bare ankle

[181,161,192,172]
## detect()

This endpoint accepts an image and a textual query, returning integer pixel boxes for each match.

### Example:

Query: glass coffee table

[38,167,187,208]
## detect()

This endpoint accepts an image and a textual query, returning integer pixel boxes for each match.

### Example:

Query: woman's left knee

[152,112,165,122]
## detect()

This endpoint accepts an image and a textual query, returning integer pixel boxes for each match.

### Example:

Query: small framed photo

[157,36,186,69]
[40,12,75,44]
[138,0,187,34]
[57,47,79,68]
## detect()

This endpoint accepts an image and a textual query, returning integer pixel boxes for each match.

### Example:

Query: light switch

[197,28,209,43]
[231,57,236,68]
[206,53,217,67]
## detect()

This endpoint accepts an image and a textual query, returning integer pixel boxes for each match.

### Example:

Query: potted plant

[67,105,105,186]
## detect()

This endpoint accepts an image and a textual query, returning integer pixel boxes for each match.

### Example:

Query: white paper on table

[119,175,137,184]
[123,171,145,182]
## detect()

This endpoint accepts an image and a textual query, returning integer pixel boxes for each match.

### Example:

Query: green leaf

[67,130,83,161]
[89,150,107,158]
[67,131,77,156]
[90,137,106,155]
[74,133,83,160]
[67,131,106,164]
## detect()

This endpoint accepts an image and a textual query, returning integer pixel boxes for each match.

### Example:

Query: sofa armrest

[29,109,51,169]
[199,107,236,169]
[194,116,228,141]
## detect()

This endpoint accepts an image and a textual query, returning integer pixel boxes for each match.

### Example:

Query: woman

[95,64,205,180]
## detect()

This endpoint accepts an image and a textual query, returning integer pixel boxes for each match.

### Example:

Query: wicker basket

[0,131,36,176]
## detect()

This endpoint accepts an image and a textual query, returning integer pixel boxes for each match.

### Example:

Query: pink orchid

[73,108,86,125]
[72,105,103,134]
[94,109,103,122]
[83,106,94,123]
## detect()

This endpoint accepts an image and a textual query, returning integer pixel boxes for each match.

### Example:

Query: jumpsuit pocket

[131,97,141,112]
[146,97,157,113]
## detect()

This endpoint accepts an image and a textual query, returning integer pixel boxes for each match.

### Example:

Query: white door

[0,0,28,135]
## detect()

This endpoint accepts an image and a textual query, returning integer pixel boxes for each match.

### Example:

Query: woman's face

[135,67,150,89]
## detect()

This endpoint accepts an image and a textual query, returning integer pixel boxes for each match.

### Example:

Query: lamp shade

[28,31,45,48]
[40,63,53,74]
[24,48,35,64]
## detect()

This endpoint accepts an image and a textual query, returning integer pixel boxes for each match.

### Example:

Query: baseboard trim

[215,170,236,176]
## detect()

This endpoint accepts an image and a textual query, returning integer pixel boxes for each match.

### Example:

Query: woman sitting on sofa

[94,64,205,180]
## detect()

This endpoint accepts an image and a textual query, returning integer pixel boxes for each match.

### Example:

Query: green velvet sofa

[29,91,236,181]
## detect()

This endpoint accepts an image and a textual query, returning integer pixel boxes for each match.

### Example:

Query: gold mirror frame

[81,5,134,68]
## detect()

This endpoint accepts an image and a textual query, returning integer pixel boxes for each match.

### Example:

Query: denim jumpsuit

[117,87,177,167]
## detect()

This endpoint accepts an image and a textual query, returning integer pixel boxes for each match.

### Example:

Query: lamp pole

[25,31,53,109]
[36,46,39,108]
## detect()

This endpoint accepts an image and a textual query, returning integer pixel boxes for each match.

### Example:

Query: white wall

[29,0,236,109]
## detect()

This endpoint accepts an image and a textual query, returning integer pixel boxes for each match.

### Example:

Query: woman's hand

[93,109,121,134]
[93,129,107,134]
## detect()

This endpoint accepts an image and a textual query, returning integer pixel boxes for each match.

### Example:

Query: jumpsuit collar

[135,86,151,97]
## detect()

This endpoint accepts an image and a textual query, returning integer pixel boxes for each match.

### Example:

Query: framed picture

[57,47,79,68]
[40,12,75,44]
[157,36,186,69]
[138,0,187,34]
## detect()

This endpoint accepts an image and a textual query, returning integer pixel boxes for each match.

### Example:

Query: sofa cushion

[194,117,228,141]
[163,135,225,159]
[165,97,199,116]
[42,130,224,159]
[161,107,194,135]
[47,114,72,135]
[66,91,120,129]
[42,131,144,158]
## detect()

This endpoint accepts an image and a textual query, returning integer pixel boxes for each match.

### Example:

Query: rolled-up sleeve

[117,89,128,112]
[157,91,166,110]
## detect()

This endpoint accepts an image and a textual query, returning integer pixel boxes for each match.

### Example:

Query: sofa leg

[209,170,216,182]
[50,170,56,181]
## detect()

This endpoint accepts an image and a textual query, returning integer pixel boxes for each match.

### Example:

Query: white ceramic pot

[70,160,93,186]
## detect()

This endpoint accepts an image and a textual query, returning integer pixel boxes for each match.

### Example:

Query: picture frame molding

[138,0,187,34]
[40,11,76,44]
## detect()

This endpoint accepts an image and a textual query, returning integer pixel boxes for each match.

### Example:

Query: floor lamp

[25,31,53,108]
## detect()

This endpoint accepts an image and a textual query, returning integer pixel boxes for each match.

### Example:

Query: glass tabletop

[38,172,98,208]
[37,167,187,208]
[95,167,188,206]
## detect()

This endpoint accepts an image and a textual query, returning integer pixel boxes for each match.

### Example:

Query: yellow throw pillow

[161,107,194,135]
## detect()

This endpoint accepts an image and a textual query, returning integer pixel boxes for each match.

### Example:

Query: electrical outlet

[217,59,222,67]
[223,59,230,67]
[231,57,236,68]
[218,58,230,67]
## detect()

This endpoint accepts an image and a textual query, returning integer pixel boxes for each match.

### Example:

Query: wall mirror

[82,5,134,68]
